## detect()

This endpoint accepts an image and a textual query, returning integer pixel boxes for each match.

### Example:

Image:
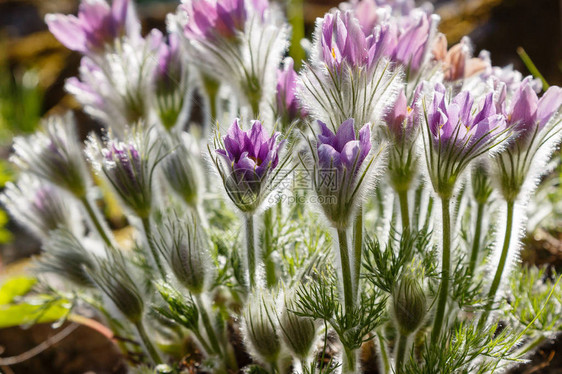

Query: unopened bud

[278,293,317,360]
[162,134,202,208]
[242,291,281,364]
[392,269,427,335]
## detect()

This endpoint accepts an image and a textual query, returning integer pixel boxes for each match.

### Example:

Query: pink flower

[46,0,140,54]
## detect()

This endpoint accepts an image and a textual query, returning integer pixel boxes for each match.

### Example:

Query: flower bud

[12,114,90,198]
[86,127,163,218]
[392,269,427,335]
[161,133,202,208]
[278,292,317,360]
[38,229,95,287]
[154,34,192,132]
[153,211,212,294]
[242,291,282,364]
[88,250,144,323]
[0,175,81,240]
[471,162,493,205]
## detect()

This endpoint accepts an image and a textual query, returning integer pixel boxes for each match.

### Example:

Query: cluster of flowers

[2,0,562,372]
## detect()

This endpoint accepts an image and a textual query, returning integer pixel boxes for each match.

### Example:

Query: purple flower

[88,129,162,218]
[317,119,371,172]
[501,78,562,141]
[155,34,183,93]
[46,0,140,55]
[343,0,417,35]
[391,13,431,72]
[154,34,191,131]
[384,87,421,142]
[276,57,307,123]
[214,119,285,212]
[313,119,372,228]
[182,0,256,41]
[427,83,506,152]
[422,83,510,197]
[319,11,379,72]
[492,78,562,201]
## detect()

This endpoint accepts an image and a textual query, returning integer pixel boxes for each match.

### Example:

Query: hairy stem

[398,190,410,232]
[134,320,162,365]
[263,208,277,288]
[468,202,485,277]
[377,332,390,374]
[245,214,257,289]
[195,294,222,355]
[337,228,355,313]
[141,216,166,279]
[394,333,409,373]
[480,200,515,325]
[79,196,113,247]
[430,197,451,344]
[352,207,363,300]
[343,346,358,374]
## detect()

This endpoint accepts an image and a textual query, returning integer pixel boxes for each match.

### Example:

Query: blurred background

[0,0,561,373]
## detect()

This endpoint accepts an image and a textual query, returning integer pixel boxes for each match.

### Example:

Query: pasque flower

[86,127,164,218]
[422,83,511,344]
[310,119,374,229]
[212,119,285,213]
[46,0,141,55]
[154,34,193,131]
[432,35,490,82]
[174,0,288,116]
[299,10,400,128]
[423,83,508,198]
[479,79,562,328]
[153,212,213,294]
[0,175,81,240]
[161,133,203,209]
[182,0,249,41]
[493,77,562,201]
[384,87,422,224]
[12,114,90,198]
[66,30,162,135]
[384,88,421,142]
[38,229,96,288]
[276,57,307,124]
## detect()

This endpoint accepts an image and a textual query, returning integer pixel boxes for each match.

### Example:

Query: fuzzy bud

[242,291,282,364]
[12,114,90,198]
[392,269,427,335]
[86,127,163,218]
[88,251,144,323]
[161,134,202,208]
[153,211,212,294]
[0,175,81,240]
[278,292,317,360]
[471,162,493,205]
[38,230,95,287]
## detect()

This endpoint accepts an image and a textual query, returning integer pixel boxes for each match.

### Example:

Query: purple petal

[317,120,337,147]
[358,124,372,163]
[46,14,88,53]
[537,86,562,128]
[451,90,473,126]
[335,118,356,150]
[510,83,538,126]
[473,92,495,124]
[318,144,342,169]
[340,140,361,170]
